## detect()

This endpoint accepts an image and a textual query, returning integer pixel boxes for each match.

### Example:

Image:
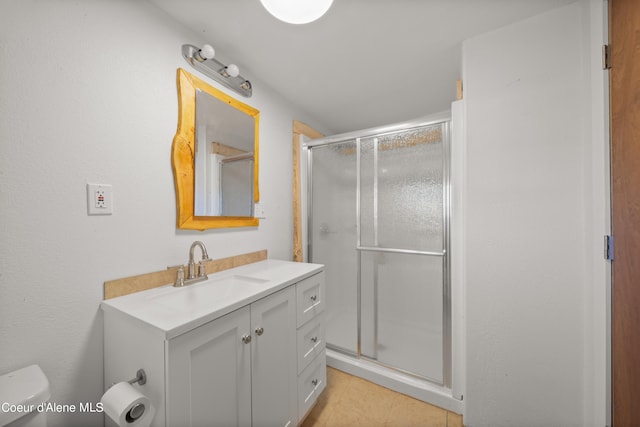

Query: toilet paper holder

[106,369,148,423]
[127,369,147,386]
[125,370,148,423]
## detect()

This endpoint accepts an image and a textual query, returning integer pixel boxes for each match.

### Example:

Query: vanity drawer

[298,353,326,420]
[296,272,325,327]
[297,313,325,374]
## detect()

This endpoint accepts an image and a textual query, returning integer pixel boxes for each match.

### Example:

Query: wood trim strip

[293,120,324,262]
[292,132,303,262]
[294,120,324,140]
[104,249,268,300]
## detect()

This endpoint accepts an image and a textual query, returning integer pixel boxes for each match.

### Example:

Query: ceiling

[148,0,576,135]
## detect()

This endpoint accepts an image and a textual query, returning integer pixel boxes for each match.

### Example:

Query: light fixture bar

[181,44,252,98]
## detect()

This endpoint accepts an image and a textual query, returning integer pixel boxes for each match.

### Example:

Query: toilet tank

[0,365,50,427]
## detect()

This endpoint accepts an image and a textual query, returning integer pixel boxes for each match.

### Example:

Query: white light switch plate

[87,183,113,215]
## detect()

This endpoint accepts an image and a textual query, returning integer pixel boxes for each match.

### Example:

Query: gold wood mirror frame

[172,68,260,230]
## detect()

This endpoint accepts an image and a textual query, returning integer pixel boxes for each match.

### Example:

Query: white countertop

[101,259,324,339]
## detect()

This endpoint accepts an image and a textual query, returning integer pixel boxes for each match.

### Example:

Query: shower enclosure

[306,115,451,389]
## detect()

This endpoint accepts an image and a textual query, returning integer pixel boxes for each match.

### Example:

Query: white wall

[0,1,327,425]
[582,1,610,425]
[462,1,607,425]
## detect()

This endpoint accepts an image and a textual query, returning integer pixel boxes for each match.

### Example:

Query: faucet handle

[168,265,185,287]
[198,261,208,278]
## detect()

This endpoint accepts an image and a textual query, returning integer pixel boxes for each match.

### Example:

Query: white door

[166,306,252,427]
[251,287,298,427]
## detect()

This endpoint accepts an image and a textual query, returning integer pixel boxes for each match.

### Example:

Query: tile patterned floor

[301,367,463,427]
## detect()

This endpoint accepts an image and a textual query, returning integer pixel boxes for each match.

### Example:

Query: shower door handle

[357,245,445,257]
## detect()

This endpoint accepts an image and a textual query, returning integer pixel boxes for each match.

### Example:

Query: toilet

[0,365,50,427]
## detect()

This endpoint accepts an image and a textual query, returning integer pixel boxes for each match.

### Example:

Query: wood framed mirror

[172,68,260,230]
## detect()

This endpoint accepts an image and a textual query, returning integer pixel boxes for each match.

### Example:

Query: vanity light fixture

[260,0,333,24]
[181,44,252,97]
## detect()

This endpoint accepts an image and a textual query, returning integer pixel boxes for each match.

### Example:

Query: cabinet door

[251,286,298,427]
[166,306,252,427]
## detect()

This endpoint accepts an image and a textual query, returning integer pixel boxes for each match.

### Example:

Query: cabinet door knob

[255,327,264,336]
[242,334,252,344]
[311,336,318,343]
[312,379,319,386]
[310,295,317,302]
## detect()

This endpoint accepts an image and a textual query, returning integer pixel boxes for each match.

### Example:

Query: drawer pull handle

[242,335,252,344]
[255,327,264,336]
[311,336,318,343]
[310,295,317,302]
[312,379,319,386]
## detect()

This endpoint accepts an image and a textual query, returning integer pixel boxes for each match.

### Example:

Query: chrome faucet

[168,241,212,287]
[187,240,211,281]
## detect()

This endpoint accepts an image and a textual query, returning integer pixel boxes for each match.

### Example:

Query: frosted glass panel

[310,141,358,354]
[360,124,444,252]
[360,252,443,383]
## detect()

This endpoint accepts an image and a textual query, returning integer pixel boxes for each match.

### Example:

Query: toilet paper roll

[101,382,155,427]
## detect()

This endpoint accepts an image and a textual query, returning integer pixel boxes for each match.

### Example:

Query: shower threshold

[326,348,463,414]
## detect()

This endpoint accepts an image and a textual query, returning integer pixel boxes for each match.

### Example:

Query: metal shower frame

[304,113,452,388]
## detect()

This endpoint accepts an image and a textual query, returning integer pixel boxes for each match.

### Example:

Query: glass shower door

[309,121,449,385]
[359,124,447,383]
[309,140,358,354]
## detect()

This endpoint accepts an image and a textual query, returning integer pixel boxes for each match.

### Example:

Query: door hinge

[604,235,614,261]
[603,44,612,70]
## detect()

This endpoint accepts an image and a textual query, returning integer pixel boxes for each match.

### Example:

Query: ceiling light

[260,0,333,24]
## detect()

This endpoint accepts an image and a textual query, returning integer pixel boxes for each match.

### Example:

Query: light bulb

[199,44,215,60]
[226,64,240,77]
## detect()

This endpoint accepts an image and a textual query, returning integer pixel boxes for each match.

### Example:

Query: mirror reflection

[172,68,260,230]
[194,89,255,216]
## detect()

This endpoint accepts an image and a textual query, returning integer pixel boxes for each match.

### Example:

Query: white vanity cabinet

[166,286,297,427]
[102,260,325,427]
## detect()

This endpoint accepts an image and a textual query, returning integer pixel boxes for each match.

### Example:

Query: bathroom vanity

[101,259,325,427]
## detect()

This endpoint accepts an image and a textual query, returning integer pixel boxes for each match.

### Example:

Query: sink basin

[151,275,269,312]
